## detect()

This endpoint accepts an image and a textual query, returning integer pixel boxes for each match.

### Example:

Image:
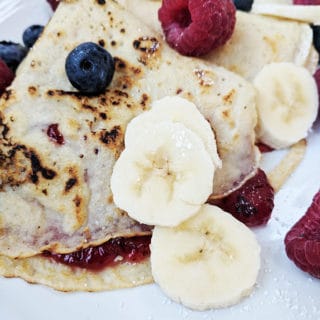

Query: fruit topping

[23,25,44,48]
[312,26,320,59]
[253,63,318,150]
[0,41,28,72]
[285,191,320,279]
[47,124,65,145]
[233,0,254,12]
[0,59,14,95]
[210,169,274,227]
[293,0,320,4]
[65,42,115,94]
[158,0,236,56]
[44,235,151,271]
[47,0,60,11]
[150,205,260,310]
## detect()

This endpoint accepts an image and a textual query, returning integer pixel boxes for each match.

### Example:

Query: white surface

[0,1,319,319]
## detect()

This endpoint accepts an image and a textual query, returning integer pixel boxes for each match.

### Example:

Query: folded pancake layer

[0,0,257,258]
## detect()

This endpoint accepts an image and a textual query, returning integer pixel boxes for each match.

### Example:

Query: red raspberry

[47,0,60,11]
[0,59,14,95]
[293,0,320,4]
[314,69,320,107]
[158,0,236,57]
[284,191,320,279]
[210,169,274,227]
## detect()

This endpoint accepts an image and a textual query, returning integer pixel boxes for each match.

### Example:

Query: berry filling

[210,169,274,227]
[158,0,236,56]
[43,235,151,271]
[47,0,60,11]
[47,124,65,145]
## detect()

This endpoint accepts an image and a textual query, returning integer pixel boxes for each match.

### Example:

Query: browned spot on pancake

[108,195,113,204]
[98,39,105,47]
[82,104,97,112]
[28,86,37,95]
[65,178,78,192]
[176,88,183,94]
[42,189,48,195]
[223,89,236,105]
[111,40,117,47]
[0,118,10,140]
[114,57,126,70]
[222,110,230,119]
[120,28,125,33]
[133,36,161,66]
[28,151,56,184]
[140,93,149,108]
[100,125,123,150]
[2,89,13,101]
[73,195,82,207]
[99,112,107,120]
[194,69,215,87]
[96,0,106,5]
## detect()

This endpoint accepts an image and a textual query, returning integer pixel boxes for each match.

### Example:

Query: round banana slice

[111,122,214,227]
[253,62,318,149]
[150,204,261,311]
[125,96,221,168]
[252,4,320,25]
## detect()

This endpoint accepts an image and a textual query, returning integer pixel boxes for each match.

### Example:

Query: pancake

[0,0,257,258]
[118,0,318,79]
[0,253,152,292]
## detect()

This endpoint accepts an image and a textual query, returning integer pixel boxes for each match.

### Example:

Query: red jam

[47,123,65,145]
[43,235,151,271]
[256,142,274,153]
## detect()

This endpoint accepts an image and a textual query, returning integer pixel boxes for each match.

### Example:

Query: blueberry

[233,0,254,12]
[23,25,44,48]
[65,42,115,94]
[0,41,28,72]
[312,25,320,59]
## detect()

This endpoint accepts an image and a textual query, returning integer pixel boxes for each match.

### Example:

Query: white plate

[0,1,319,319]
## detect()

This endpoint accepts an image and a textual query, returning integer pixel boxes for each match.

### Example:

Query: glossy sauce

[43,235,151,271]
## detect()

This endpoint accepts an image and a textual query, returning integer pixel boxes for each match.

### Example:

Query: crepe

[0,253,152,292]
[118,0,318,80]
[0,0,257,259]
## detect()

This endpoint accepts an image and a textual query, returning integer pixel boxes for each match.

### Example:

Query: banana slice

[125,96,221,168]
[252,4,320,25]
[253,62,318,149]
[150,204,261,311]
[110,122,214,227]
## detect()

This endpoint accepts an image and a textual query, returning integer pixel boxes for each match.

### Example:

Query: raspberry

[210,169,274,227]
[293,0,320,4]
[0,59,14,95]
[47,0,60,11]
[285,191,320,278]
[314,69,320,107]
[158,0,236,57]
